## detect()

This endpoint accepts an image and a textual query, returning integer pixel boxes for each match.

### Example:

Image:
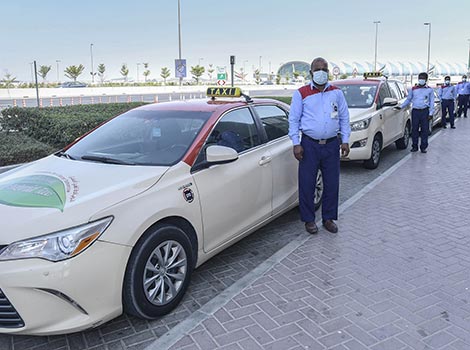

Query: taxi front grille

[0,289,24,328]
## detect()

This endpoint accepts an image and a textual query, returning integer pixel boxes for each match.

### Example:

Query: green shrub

[0,132,55,166]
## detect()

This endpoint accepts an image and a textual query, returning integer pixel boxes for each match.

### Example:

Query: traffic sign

[352,68,358,78]
[332,66,340,76]
[217,73,227,80]
[217,80,226,86]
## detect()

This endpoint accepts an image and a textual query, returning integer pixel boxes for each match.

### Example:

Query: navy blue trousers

[299,136,339,223]
[411,108,429,151]
[457,95,469,117]
[441,100,455,127]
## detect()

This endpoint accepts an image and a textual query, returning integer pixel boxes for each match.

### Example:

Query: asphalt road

[0,131,428,350]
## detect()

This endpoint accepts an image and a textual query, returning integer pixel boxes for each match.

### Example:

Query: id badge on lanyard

[330,101,339,119]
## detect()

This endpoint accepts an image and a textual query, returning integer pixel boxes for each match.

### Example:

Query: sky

[2,0,470,82]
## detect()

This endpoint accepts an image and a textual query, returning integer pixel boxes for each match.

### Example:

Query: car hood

[348,108,374,122]
[0,155,169,244]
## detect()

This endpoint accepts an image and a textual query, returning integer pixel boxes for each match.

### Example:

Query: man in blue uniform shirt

[438,76,456,129]
[395,72,434,153]
[289,57,351,234]
[456,75,469,118]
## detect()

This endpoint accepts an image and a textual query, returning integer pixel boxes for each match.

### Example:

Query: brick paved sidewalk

[158,118,470,350]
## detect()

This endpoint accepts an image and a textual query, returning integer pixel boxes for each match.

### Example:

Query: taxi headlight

[351,118,371,131]
[0,217,113,262]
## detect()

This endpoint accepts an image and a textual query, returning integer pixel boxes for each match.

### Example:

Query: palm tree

[143,63,150,82]
[97,63,106,84]
[64,65,85,82]
[1,73,16,88]
[207,64,214,81]
[38,65,52,82]
[160,67,170,85]
[120,64,129,82]
[190,65,205,84]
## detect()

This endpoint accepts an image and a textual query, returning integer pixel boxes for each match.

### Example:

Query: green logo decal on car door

[0,175,67,211]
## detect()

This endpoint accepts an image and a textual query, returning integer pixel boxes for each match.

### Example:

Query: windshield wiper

[81,155,136,165]
[55,150,77,160]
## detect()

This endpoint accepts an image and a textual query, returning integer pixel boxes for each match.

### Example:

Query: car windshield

[64,109,211,166]
[337,84,378,108]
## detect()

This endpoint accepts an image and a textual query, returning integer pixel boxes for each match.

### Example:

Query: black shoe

[411,147,418,152]
[442,125,447,129]
[322,220,338,233]
[421,149,427,153]
[451,126,456,129]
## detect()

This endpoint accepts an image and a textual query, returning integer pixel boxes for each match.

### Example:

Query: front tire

[363,135,382,169]
[123,223,194,319]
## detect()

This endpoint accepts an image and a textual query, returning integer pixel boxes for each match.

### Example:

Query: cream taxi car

[0,88,322,335]
[334,73,411,169]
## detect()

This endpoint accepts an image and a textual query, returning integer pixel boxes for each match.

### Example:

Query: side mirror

[206,145,238,163]
[382,97,398,107]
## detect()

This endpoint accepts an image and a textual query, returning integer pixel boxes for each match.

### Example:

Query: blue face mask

[418,79,426,86]
[312,70,328,85]
[445,80,450,85]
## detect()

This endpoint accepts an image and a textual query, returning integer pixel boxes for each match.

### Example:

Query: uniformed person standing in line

[438,76,456,129]
[288,57,351,234]
[456,75,470,118]
[395,72,434,153]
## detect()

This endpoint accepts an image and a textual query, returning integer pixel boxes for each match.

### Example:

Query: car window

[253,105,289,141]
[338,84,378,108]
[388,82,402,100]
[66,110,210,166]
[206,108,261,153]
[396,81,407,97]
[377,83,391,109]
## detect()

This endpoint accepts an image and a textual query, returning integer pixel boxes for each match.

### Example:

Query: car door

[191,107,273,253]
[376,83,395,146]
[252,104,298,215]
[388,81,406,140]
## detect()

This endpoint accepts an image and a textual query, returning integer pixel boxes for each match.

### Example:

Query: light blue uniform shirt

[400,85,434,115]
[456,81,470,95]
[289,82,351,146]
[438,85,456,100]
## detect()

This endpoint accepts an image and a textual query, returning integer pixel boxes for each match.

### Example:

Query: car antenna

[241,92,253,103]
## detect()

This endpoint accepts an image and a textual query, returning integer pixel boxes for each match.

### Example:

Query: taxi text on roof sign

[363,72,383,78]
[206,87,242,98]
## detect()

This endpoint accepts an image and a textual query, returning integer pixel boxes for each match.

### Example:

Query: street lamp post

[373,21,381,72]
[424,22,431,74]
[90,43,95,83]
[177,0,182,86]
[137,63,141,83]
[56,60,61,83]
[29,62,34,84]
[467,39,470,72]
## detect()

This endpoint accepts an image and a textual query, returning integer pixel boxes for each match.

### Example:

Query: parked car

[333,74,411,169]
[0,87,322,335]
[429,88,443,134]
[58,81,87,88]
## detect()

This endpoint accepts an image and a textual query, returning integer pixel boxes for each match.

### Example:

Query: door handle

[258,156,272,166]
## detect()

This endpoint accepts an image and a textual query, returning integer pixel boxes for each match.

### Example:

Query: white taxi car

[334,73,411,169]
[0,88,322,335]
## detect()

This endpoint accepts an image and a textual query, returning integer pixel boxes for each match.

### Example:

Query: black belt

[413,107,429,111]
[303,134,338,144]
[442,99,454,101]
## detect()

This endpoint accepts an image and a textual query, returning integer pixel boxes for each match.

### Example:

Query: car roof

[134,97,285,114]
[332,78,383,86]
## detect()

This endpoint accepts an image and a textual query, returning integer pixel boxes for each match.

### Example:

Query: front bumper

[341,130,372,161]
[0,240,131,335]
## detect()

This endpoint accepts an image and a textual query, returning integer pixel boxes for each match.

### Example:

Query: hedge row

[0,103,147,166]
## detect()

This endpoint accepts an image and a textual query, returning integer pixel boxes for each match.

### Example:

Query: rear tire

[123,223,194,319]
[363,135,382,169]
[395,122,410,150]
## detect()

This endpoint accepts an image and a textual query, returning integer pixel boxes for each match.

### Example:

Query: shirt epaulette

[298,84,340,100]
